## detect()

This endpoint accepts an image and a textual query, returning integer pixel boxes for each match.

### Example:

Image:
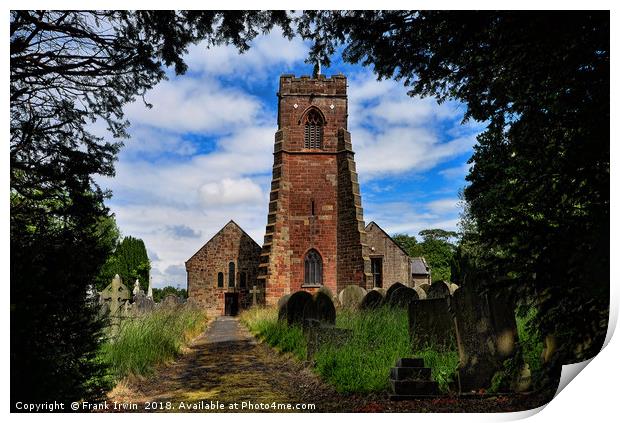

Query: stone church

[186,74,428,316]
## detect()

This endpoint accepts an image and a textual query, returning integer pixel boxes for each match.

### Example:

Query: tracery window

[304,109,323,149]
[304,249,323,286]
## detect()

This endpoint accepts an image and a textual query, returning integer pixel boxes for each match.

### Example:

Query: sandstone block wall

[186,221,261,316]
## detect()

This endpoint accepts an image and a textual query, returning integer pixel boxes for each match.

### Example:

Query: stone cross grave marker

[100,274,130,316]
[250,284,262,306]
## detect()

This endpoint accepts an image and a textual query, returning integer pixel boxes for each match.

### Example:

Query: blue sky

[95,29,484,288]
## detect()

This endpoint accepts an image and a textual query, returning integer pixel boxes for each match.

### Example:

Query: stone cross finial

[249,285,262,307]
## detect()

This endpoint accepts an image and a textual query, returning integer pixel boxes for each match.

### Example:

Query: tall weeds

[99,305,207,380]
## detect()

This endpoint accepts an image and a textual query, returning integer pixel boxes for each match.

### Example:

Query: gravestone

[360,289,384,310]
[278,296,289,322]
[418,283,430,294]
[408,298,456,349]
[413,286,427,300]
[161,294,182,308]
[133,291,155,313]
[147,276,154,299]
[387,286,420,308]
[249,285,262,307]
[305,322,352,359]
[302,291,336,326]
[372,287,387,298]
[132,279,142,296]
[99,274,131,316]
[338,285,366,309]
[284,290,313,326]
[318,285,335,301]
[426,281,451,299]
[452,284,519,392]
[449,283,459,295]
[385,282,406,301]
[277,294,291,310]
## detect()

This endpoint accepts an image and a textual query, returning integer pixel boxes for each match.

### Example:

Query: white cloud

[355,128,475,178]
[185,28,308,77]
[346,72,478,179]
[439,163,471,179]
[124,77,263,133]
[199,178,264,206]
[425,198,461,215]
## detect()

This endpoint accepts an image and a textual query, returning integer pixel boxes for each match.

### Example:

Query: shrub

[98,305,207,380]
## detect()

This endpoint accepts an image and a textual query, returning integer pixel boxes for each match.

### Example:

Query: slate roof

[411,257,430,275]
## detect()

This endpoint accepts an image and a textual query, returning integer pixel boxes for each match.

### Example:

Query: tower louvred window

[304,109,324,149]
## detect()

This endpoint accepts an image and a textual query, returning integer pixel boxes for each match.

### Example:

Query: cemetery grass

[241,306,459,394]
[98,305,208,381]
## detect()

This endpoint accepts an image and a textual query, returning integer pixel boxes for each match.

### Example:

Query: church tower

[258,74,372,305]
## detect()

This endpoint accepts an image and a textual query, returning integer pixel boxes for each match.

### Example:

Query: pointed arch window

[304,109,324,149]
[228,262,235,287]
[304,249,323,286]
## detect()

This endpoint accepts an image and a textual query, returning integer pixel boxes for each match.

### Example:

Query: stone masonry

[259,75,372,305]
[365,221,413,290]
[186,220,261,316]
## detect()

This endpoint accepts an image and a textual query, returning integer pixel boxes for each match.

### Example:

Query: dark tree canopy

[10,10,292,406]
[297,11,609,363]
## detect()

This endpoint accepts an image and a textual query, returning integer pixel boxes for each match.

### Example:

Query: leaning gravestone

[452,283,519,392]
[284,290,313,326]
[387,286,420,308]
[360,289,384,310]
[385,282,406,301]
[427,281,451,299]
[338,285,366,309]
[413,286,427,300]
[302,291,336,326]
[408,298,456,349]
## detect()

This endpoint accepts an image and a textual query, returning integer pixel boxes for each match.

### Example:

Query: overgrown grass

[99,305,207,380]
[240,307,307,360]
[241,305,458,394]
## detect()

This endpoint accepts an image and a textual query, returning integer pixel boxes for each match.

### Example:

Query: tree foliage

[297,11,609,363]
[393,230,457,282]
[96,236,151,291]
[152,286,188,303]
[10,10,292,406]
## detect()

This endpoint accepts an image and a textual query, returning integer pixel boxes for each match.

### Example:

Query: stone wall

[365,221,412,289]
[186,221,261,316]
